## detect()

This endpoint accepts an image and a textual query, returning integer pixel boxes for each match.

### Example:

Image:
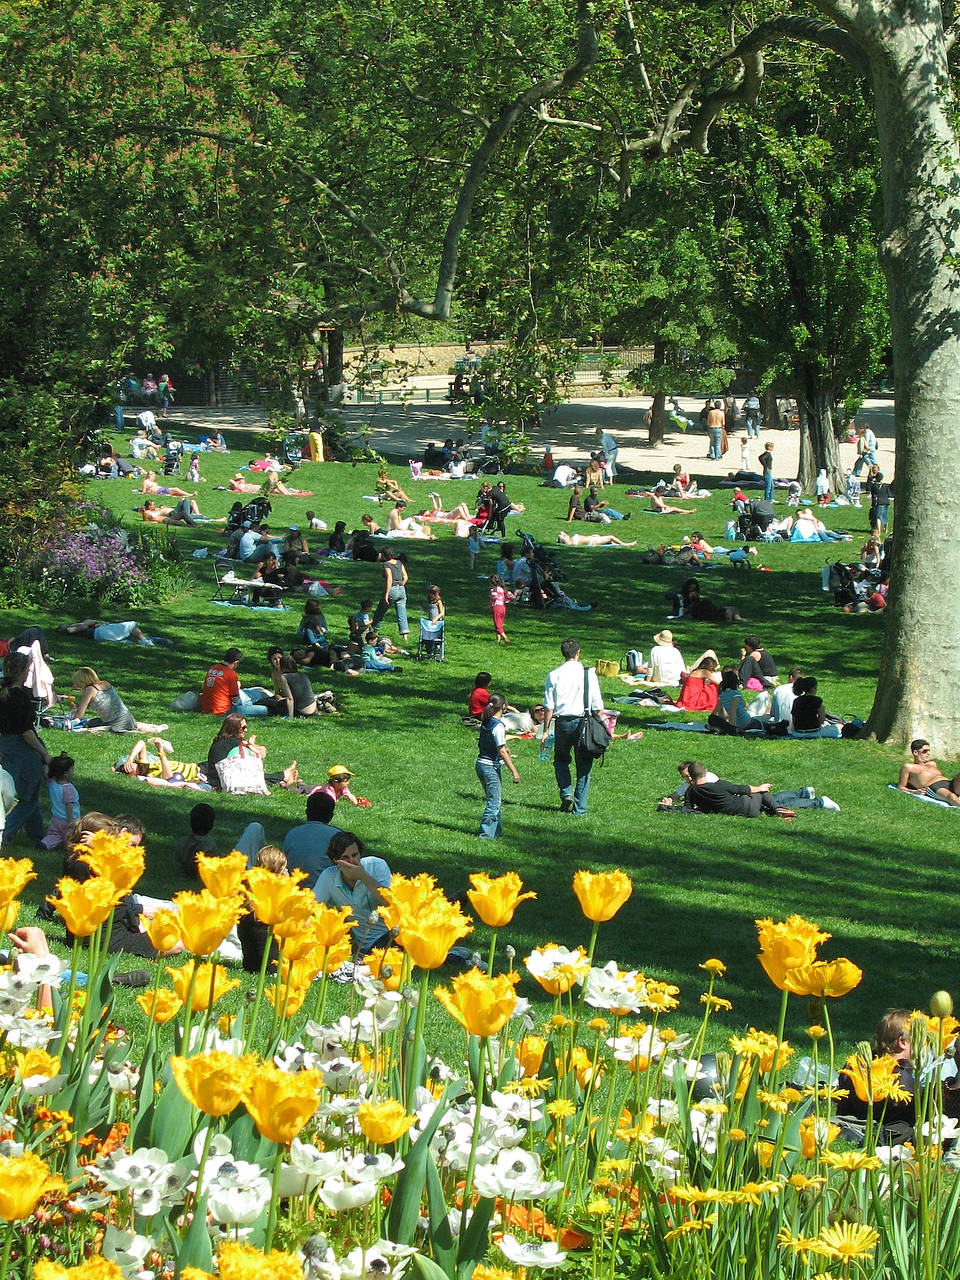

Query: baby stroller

[516,529,561,578]
[417,617,445,662]
[162,436,184,476]
[241,496,272,526]
[282,433,304,470]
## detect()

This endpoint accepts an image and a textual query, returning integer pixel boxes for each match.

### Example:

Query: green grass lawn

[9,428,953,1059]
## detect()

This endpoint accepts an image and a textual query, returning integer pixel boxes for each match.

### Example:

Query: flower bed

[0,844,957,1280]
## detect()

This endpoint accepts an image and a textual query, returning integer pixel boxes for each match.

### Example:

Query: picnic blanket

[213,600,289,612]
[887,783,960,809]
[123,773,212,792]
[649,722,767,735]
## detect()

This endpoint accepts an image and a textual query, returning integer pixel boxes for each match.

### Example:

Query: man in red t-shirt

[468,672,492,718]
[200,648,242,714]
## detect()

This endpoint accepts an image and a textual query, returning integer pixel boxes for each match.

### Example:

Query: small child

[427,584,445,623]
[490,574,514,644]
[740,436,750,471]
[361,628,401,672]
[315,765,371,807]
[41,755,79,849]
[815,468,830,506]
[173,802,220,880]
[786,480,802,507]
[469,672,493,719]
[467,525,481,571]
[305,509,326,531]
[188,454,201,485]
[350,600,373,641]
[845,472,862,507]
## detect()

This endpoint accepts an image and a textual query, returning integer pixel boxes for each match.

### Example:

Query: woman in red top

[676,656,721,712]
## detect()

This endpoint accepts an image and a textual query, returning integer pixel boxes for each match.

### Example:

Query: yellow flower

[755,914,830,990]
[641,980,680,1013]
[15,1049,61,1081]
[755,1139,776,1168]
[809,1221,879,1262]
[243,1062,322,1145]
[728,1128,746,1143]
[47,876,118,937]
[143,908,181,954]
[0,1151,66,1220]
[923,1011,960,1052]
[357,1099,416,1145]
[0,856,36,909]
[781,958,862,999]
[387,891,473,970]
[525,944,590,995]
[169,1052,254,1116]
[472,1269,517,1280]
[700,993,733,1011]
[572,869,632,922]
[270,887,322,942]
[0,899,19,932]
[729,1028,794,1074]
[799,1116,841,1158]
[467,871,536,927]
[515,1034,547,1077]
[435,968,519,1037]
[166,962,240,1012]
[547,1098,576,1120]
[35,1264,127,1280]
[699,958,726,976]
[78,829,144,896]
[216,1241,305,1280]
[588,1017,609,1032]
[243,867,310,927]
[822,1150,882,1172]
[364,945,406,990]
[136,988,183,1024]
[173,889,244,956]
[726,1179,781,1206]
[842,1052,913,1104]
[788,1173,826,1191]
[264,981,310,1018]
[807,1024,827,1040]
[664,1214,717,1241]
[587,1196,613,1216]
[197,849,248,899]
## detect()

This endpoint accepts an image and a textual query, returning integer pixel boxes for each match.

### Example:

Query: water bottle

[539,733,554,762]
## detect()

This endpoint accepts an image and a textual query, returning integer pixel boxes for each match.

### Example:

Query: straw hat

[654,630,674,646]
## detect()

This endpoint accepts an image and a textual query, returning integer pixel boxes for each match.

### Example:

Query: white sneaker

[819,796,840,811]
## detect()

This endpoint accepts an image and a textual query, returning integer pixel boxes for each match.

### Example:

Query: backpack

[625,649,644,675]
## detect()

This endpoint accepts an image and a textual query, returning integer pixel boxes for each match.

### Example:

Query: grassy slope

[12,429,954,1055]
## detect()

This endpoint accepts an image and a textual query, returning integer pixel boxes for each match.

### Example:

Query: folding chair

[417,617,445,662]
[212,560,248,605]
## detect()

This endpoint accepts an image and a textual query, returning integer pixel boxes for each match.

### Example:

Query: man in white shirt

[645,630,686,686]
[542,638,604,815]
[596,428,618,481]
[770,668,803,725]
[551,463,578,488]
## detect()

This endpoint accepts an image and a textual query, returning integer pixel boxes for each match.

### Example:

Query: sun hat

[654,629,674,645]
[328,765,354,779]
[289,524,299,531]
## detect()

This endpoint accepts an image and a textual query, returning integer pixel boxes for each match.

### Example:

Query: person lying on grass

[898,738,960,805]
[677,760,840,817]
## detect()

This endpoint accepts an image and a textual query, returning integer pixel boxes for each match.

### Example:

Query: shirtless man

[898,739,960,805]
[707,401,725,460]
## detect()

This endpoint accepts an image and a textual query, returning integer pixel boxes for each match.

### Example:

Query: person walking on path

[707,401,725,460]
[759,441,775,502]
[852,423,879,476]
[542,638,604,816]
[475,693,520,839]
[596,427,618,481]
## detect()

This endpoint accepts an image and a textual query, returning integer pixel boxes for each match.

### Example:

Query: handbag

[215,745,269,795]
[577,664,612,760]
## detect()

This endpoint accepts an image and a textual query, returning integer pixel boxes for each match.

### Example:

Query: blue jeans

[602,507,627,520]
[764,472,775,502]
[708,428,723,460]
[0,735,45,845]
[553,715,593,815]
[874,504,889,531]
[745,416,759,438]
[231,689,270,718]
[372,585,408,636]
[476,759,503,838]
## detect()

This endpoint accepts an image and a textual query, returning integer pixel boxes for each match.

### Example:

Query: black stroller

[282,433,304,470]
[162,434,184,476]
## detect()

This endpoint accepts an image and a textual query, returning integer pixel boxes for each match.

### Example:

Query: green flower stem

[243,925,275,1052]
[0,1222,14,1280]
[190,1118,217,1216]
[769,986,790,1093]
[178,963,202,1054]
[403,967,430,1108]
[486,928,498,977]
[264,1143,285,1251]
[457,1037,488,1260]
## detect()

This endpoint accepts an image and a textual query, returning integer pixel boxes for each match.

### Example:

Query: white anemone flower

[207,1175,272,1225]
[130,1184,164,1218]
[193,1129,233,1163]
[275,1043,323,1074]
[497,1235,568,1268]
[0,1015,58,1048]
[339,1240,418,1280]
[97,1148,175,1192]
[344,1151,404,1183]
[16,952,64,984]
[922,1116,960,1144]
[488,1090,545,1125]
[524,945,589,996]
[584,962,647,1014]
[19,1065,67,1097]
[472,1149,564,1201]
[279,1140,346,1197]
[319,1058,366,1092]
[317,1177,379,1211]
[107,1065,140,1094]
[606,1027,668,1064]
[102,1226,154,1279]
[300,1235,342,1280]
[645,1098,681,1126]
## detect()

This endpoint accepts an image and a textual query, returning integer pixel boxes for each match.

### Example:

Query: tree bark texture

[797,368,844,491]
[648,391,666,445]
[820,3,960,751]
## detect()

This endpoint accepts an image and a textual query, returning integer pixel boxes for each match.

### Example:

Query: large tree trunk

[761,386,781,430]
[648,391,667,445]
[829,6,960,752]
[796,366,845,491]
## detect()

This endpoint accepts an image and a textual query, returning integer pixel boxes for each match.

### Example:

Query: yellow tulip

[35,1263,127,1280]
[216,1242,305,1280]
[143,908,182,955]
[170,1051,254,1116]
[357,1098,416,1145]
[48,876,118,937]
[379,871,446,931]
[780,958,863,999]
[924,1011,960,1051]
[799,1116,840,1158]
[173,889,244,955]
[270,887,323,941]
[15,1049,61,1081]
[244,867,310,927]
[435,967,519,1037]
[167,961,240,1012]
[467,871,536,927]
[197,849,248,899]
[0,899,19,932]
[243,1062,321,1145]
[0,1151,67,1220]
[78,829,145,896]
[0,856,36,910]
[756,915,830,990]
[573,869,633,922]
[515,1033,547,1077]
[264,980,309,1018]
[364,945,406,991]
[136,988,183,1024]
[309,902,356,951]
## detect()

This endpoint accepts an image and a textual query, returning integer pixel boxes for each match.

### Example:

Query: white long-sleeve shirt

[543,659,604,717]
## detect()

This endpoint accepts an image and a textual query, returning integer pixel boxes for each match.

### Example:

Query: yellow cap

[328,765,354,779]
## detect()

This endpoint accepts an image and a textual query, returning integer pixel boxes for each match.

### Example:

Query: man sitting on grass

[898,739,960,805]
[680,761,840,817]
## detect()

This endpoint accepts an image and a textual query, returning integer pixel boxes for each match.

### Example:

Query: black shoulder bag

[577,664,612,760]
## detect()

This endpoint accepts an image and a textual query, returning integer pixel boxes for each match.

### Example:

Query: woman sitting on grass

[710,667,768,732]
[675,655,721,712]
[69,666,162,733]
